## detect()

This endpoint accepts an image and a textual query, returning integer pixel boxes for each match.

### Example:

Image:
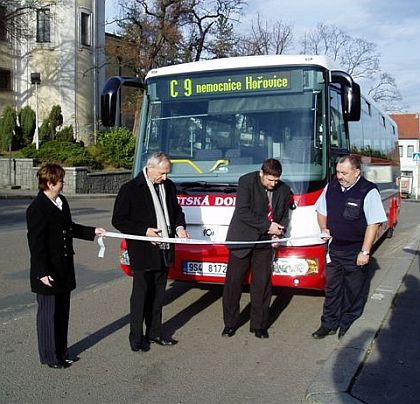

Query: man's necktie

[267,200,273,222]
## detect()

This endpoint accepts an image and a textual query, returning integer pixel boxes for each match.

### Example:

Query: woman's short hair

[37,163,65,191]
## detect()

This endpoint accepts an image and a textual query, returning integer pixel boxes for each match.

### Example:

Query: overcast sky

[105,0,420,114]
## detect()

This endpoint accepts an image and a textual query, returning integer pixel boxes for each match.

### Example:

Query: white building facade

[1,0,105,144]
[391,113,420,199]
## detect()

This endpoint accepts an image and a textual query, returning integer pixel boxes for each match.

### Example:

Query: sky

[105,0,420,114]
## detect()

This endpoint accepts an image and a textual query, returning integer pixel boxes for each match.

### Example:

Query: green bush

[97,127,136,169]
[0,106,22,150]
[19,105,36,146]
[39,105,64,141]
[19,140,102,169]
[56,125,74,142]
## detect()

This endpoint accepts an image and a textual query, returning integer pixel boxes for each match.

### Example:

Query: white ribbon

[98,231,328,258]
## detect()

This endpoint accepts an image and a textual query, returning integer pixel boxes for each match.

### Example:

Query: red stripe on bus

[177,188,324,208]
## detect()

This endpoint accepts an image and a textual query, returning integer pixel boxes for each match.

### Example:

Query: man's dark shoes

[149,336,178,346]
[312,326,337,339]
[221,327,236,337]
[130,340,150,352]
[253,329,269,339]
[60,356,80,365]
[338,327,348,339]
[46,360,72,369]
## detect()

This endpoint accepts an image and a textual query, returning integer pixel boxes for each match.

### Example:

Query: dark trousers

[222,247,273,330]
[36,292,71,364]
[321,249,367,330]
[130,269,168,343]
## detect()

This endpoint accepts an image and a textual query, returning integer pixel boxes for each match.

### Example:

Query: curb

[0,191,116,200]
[304,234,420,403]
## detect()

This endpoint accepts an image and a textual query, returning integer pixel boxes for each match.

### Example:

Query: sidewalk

[305,220,420,403]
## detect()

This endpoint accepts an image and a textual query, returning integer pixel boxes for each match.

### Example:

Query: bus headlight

[272,258,318,276]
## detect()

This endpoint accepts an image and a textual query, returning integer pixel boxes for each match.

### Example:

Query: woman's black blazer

[26,192,95,295]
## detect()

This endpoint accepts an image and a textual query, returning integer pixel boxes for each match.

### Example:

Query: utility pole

[30,72,41,150]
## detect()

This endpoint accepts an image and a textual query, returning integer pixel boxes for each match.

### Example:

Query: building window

[36,8,50,43]
[0,68,12,91]
[81,12,91,46]
[399,145,403,157]
[407,145,414,158]
[0,6,7,41]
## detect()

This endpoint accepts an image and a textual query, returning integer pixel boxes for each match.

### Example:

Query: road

[0,197,419,403]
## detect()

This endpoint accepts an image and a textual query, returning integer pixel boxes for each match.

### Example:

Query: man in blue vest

[312,155,387,339]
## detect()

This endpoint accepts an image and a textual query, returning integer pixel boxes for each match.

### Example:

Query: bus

[101,55,401,290]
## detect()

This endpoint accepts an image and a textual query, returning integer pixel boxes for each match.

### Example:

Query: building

[0,0,105,144]
[390,113,420,198]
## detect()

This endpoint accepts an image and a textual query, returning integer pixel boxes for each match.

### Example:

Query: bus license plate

[183,261,227,276]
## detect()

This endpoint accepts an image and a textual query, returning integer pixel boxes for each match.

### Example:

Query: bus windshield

[139,66,327,194]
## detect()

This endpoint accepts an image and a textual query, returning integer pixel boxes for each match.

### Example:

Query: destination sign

[155,71,292,100]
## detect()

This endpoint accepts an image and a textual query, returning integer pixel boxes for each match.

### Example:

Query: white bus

[102,55,400,289]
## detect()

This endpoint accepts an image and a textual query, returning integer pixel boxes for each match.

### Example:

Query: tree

[19,105,36,146]
[1,0,52,42]
[0,106,18,151]
[180,0,245,61]
[39,105,64,141]
[236,14,294,56]
[367,72,403,112]
[300,23,403,110]
[112,0,245,81]
[204,15,239,59]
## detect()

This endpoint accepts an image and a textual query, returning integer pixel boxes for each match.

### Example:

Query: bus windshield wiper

[179,181,237,193]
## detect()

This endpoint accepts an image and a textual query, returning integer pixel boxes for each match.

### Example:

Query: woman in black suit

[26,163,106,369]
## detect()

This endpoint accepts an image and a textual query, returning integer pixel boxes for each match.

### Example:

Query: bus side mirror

[101,76,144,127]
[343,82,361,121]
[331,71,361,122]
[101,77,120,127]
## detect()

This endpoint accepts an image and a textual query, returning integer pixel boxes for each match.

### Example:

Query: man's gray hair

[338,154,361,170]
[146,152,170,167]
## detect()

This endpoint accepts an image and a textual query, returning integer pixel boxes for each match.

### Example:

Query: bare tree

[1,0,52,42]
[180,0,245,61]
[237,14,294,56]
[115,0,186,79]
[367,72,404,112]
[301,23,402,110]
[206,15,240,59]
[112,0,245,76]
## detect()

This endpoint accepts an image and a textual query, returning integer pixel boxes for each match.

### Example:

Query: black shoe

[149,336,178,346]
[338,327,348,339]
[312,326,337,339]
[253,329,269,339]
[130,340,151,352]
[46,360,72,369]
[60,356,80,365]
[46,363,64,369]
[221,327,236,337]
[59,359,72,368]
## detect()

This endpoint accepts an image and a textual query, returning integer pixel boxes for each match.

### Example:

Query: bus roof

[145,55,338,80]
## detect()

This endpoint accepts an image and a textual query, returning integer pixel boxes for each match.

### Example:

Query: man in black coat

[27,163,106,369]
[222,158,291,339]
[112,152,188,352]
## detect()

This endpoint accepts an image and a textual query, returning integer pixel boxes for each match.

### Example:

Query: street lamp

[30,73,41,150]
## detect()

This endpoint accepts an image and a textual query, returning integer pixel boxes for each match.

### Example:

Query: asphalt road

[0,197,419,403]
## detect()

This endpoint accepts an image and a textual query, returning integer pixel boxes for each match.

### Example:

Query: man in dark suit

[222,158,290,339]
[112,152,188,352]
